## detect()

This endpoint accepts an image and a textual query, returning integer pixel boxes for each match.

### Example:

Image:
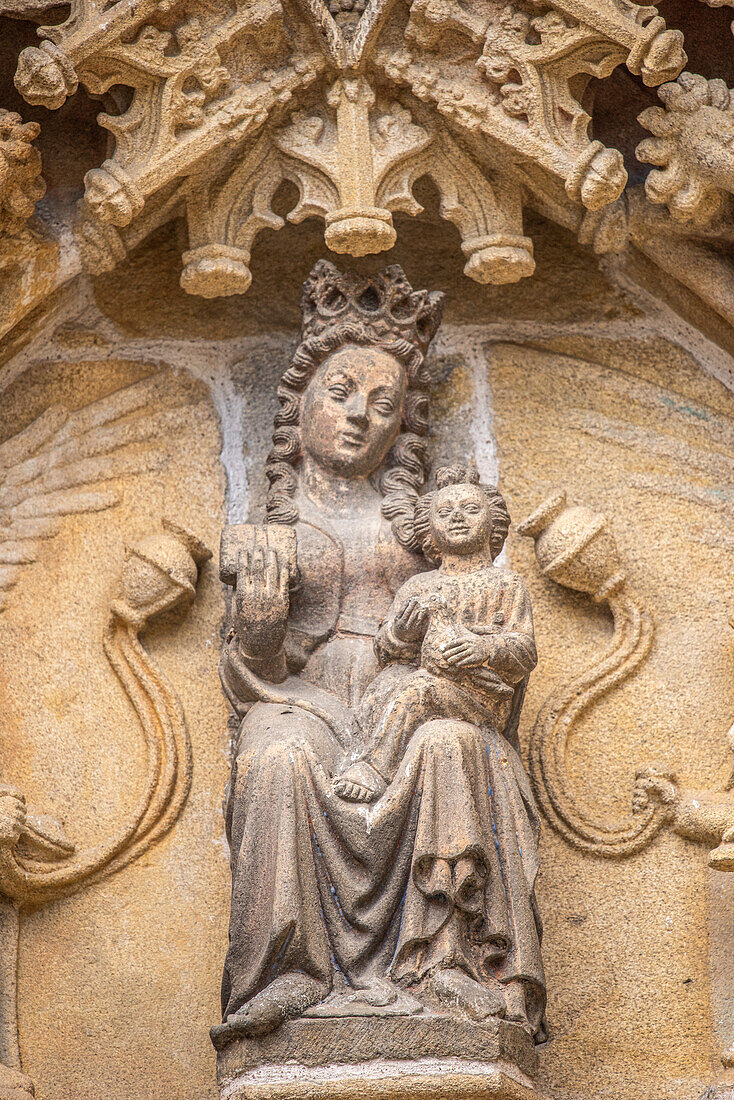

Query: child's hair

[412,464,510,564]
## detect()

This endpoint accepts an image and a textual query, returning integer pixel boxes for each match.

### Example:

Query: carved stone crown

[300,260,444,354]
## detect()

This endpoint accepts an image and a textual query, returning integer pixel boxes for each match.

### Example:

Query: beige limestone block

[485,333,734,1100]
[0,357,229,1100]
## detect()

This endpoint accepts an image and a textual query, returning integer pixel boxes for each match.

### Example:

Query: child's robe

[351,564,537,784]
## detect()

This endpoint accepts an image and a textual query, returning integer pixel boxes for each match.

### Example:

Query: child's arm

[374,587,430,667]
[440,574,537,684]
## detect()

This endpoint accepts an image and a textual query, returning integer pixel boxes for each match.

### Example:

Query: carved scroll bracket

[519,491,734,869]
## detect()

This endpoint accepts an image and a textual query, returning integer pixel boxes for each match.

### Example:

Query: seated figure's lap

[407,718,487,758]
[232,708,487,809]
[235,702,341,771]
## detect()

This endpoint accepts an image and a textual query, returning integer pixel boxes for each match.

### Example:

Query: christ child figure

[334,465,537,804]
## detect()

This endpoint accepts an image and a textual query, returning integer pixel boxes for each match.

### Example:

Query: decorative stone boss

[213,261,546,1100]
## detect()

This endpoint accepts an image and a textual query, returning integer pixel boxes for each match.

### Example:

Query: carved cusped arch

[11,0,686,295]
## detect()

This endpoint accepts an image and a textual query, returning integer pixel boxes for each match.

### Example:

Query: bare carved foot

[432,966,506,1021]
[333,761,386,803]
[213,974,327,1042]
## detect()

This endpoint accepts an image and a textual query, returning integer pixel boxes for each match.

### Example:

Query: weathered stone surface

[6,0,689,294]
[0,214,731,1097]
[1,3,734,1097]
[216,1014,537,1075]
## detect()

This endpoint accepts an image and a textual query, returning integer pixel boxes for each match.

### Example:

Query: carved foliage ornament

[638,71,734,226]
[0,110,45,241]
[13,0,685,295]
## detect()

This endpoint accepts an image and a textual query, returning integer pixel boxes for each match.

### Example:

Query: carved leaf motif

[369,103,431,184]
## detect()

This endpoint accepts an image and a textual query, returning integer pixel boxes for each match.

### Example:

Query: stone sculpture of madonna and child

[213,261,547,1098]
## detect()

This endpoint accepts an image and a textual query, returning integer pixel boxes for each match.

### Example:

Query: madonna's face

[300,345,407,478]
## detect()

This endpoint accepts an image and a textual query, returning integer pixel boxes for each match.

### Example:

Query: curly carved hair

[412,464,511,564]
[266,322,432,547]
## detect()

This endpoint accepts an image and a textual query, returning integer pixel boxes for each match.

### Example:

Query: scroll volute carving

[519,491,734,870]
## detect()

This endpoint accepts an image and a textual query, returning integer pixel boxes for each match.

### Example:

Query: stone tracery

[6,0,691,295]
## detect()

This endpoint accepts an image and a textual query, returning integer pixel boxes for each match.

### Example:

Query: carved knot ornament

[13,0,685,295]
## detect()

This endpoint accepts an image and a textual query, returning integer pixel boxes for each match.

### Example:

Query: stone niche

[1,1,734,1086]
[0,204,732,1100]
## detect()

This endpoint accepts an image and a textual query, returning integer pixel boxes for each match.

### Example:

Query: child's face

[430,484,493,557]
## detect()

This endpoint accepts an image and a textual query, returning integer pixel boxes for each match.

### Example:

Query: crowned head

[300,260,444,356]
[266,262,445,547]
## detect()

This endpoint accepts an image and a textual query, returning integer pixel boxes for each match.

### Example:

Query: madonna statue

[213,261,546,1054]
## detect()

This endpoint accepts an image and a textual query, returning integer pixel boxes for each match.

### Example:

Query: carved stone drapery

[11,0,686,295]
[213,262,548,1100]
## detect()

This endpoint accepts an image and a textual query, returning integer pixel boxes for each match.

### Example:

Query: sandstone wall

[1,217,733,1100]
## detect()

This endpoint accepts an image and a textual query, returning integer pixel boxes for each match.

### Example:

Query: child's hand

[393,596,430,642]
[441,630,487,668]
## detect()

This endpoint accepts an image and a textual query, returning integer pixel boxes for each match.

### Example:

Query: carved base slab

[218,1058,545,1100]
[216,1016,543,1100]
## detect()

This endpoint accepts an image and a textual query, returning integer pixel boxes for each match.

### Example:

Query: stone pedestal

[215,1016,546,1100]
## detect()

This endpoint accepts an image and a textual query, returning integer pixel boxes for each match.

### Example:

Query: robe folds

[220,492,545,1037]
[222,594,546,1035]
